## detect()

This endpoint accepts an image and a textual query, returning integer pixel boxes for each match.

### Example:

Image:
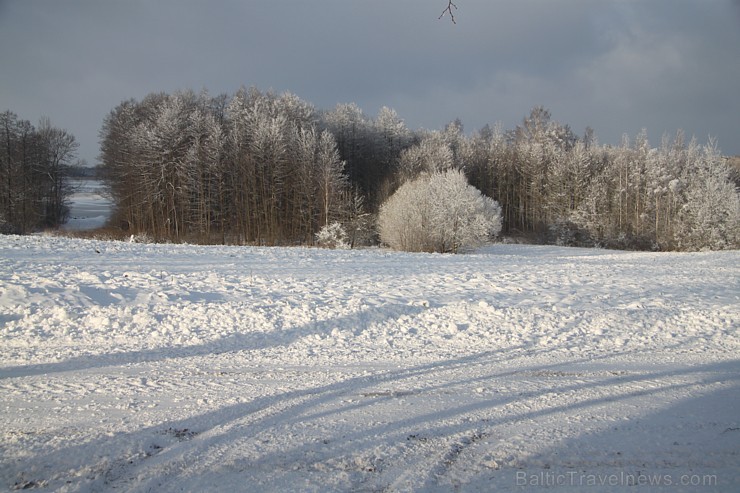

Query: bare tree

[1,111,77,232]
[35,117,78,227]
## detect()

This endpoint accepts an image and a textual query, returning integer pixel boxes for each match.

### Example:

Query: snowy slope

[1,235,738,492]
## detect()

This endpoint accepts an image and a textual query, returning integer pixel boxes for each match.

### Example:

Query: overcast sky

[1,0,739,164]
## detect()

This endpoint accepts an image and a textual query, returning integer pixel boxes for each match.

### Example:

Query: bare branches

[439,1,458,23]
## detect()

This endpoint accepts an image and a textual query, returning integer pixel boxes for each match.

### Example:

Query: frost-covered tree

[315,130,349,228]
[320,103,414,210]
[315,221,349,249]
[375,106,412,168]
[426,169,502,252]
[377,174,429,252]
[343,188,374,248]
[378,169,501,253]
[675,141,740,250]
[320,103,374,199]
[397,135,453,180]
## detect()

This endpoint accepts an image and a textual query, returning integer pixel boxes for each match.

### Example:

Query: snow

[1,235,738,492]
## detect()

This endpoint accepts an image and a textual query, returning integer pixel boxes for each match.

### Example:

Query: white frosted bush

[378,169,502,253]
[315,222,349,249]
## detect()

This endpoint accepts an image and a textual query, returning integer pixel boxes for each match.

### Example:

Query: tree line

[0,111,78,234]
[99,88,396,245]
[327,103,738,251]
[5,87,738,251]
[99,89,739,251]
[459,108,739,250]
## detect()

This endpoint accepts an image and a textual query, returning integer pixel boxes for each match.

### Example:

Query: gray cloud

[1,0,738,165]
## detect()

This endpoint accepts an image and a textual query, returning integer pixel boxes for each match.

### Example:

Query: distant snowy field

[1,235,738,492]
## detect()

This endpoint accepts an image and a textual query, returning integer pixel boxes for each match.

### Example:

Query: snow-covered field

[1,235,738,492]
